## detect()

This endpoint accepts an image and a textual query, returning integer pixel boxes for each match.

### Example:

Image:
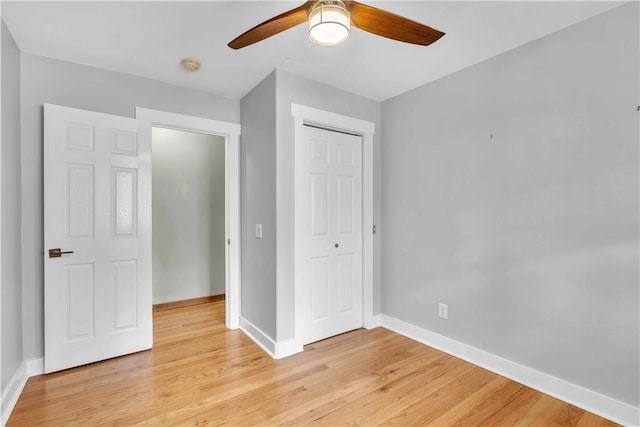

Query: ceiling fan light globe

[309,22,350,46]
[308,1,350,46]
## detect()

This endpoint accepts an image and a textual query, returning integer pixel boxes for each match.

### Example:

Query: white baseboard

[26,358,44,376]
[240,317,277,358]
[1,361,27,426]
[239,317,303,360]
[364,314,382,329]
[1,357,44,425]
[275,339,303,359]
[381,315,639,427]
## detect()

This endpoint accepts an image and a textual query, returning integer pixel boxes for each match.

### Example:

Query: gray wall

[240,71,278,339]
[274,70,382,341]
[381,2,639,406]
[152,127,225,305]
[20,53,239,359]
[1,20,23,391]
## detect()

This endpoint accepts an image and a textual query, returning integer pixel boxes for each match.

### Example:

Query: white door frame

[291,103,376,345]
[135,108,241,329]
[0,18,4,425]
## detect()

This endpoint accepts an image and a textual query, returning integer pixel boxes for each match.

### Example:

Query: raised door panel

[310,139,329,164]
[64,263,95,340]
[111,130,138,156]
[337,175,354,236]
[311,173,330,237]
[113,260,138,330]
[65,122,95,152]
[66,164,95,239]
[336,141,354,166]
[337,254,354,313]
[112,167,138,237]
[311,257,329,321]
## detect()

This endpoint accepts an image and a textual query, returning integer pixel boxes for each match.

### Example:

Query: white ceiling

[2,1,623,102]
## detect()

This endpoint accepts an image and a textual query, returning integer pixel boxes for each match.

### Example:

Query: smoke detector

[181,58,201,72]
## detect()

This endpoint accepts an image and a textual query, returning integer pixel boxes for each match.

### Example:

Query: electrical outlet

[438,303,448,320]
[255,224,263,239]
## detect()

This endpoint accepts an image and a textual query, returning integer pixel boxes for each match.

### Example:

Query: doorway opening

[136,107,241,330]
[151,127,226,311]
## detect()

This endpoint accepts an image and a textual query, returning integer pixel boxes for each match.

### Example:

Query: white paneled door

[44,104,152,373]
[296,125,363,345]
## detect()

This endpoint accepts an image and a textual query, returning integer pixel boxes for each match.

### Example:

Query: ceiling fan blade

[347,1,445,46]
[228,1,314,49]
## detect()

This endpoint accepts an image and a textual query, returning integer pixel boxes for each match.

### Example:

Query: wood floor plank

[482,386,547,426]
[7,300,620,426]
[381,366,499,426]
[427,375,523,426]
[218,344,421,425]
[303,353,472,426]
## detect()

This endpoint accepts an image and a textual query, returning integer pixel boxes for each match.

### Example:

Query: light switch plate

[255,224,263,239]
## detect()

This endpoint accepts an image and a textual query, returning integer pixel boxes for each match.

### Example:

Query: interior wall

[381,2,639,406]
[239,71,278,340]
[20,53,240,360]
[152,127,225,305]
[1,20,23,392]
[274,69,382,342]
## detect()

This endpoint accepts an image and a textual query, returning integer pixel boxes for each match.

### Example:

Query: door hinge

[227,239,231,246]
[372,225,376,234]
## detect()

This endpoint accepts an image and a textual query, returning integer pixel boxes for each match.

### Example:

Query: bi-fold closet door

[296,124,363,345]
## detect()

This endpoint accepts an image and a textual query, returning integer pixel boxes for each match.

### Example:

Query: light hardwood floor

[8,300,618,426]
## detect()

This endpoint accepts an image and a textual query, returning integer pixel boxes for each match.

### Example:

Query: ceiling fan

[228,0,445,49]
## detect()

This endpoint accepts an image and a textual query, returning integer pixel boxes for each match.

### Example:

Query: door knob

[335,243,339,248]
[49,248,74,258]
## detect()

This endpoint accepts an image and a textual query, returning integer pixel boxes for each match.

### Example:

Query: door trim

[0,21,4,423]
[291,103,376,345]
[135,108,241,329]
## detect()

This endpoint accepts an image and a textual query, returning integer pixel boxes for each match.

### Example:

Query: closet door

[295,124,363,345]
